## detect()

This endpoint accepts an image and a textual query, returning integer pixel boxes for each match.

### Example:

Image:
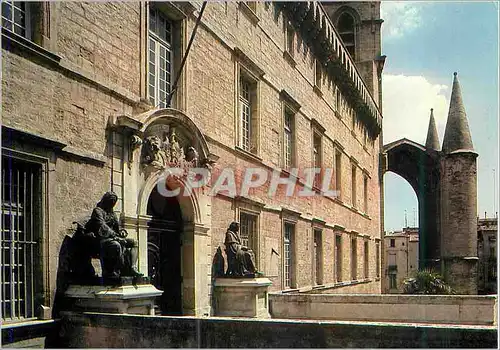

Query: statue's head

[97,191,118,210]
[146,136,162,152]
[229,221,239,232]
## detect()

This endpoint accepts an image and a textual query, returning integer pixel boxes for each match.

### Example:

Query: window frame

[363,173,368,214]
[283,221,296,289]
[334,149,342,200]
[312,131,323,189]
[313,228,323,285]
[1,1,32,40]
[351,163,357,208]
[335,234,342,282]
[351,236,357,281]
[283,106,296,169]
[236,66,260,155]
[147,5,174,109]
[314,59,322,91]
[1,150,48,324]
[364,240,369,279]
[238,209,260,269]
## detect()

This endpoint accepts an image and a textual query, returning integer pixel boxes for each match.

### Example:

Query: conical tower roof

[425,108,440,151]
[442,72,474,153]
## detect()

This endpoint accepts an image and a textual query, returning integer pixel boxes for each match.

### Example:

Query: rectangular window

[239,211,258,253]
[148,6,173,108]
[284,107,295,169]
[364,241,369,278]
[1,156,42,322]
[240,77,252,151]
[285,22,294,55]
[1,1,31,39]
[351,237,357,280]
[390,238,395,248]
[388,252,396,266]
[351,164,357,208]
[335,150,342,199]
[363,175,368,213]
[376,241,380,278]
[314,60,322,89]
[313,132,322,188]
[389,274,397,289]
[335,235,342,282]
[314,229,323,285]
[238,72,258,154]
[283,222,295,288]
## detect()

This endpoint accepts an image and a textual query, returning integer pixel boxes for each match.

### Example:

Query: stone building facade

[1,0,384,327]
[477,217,497,294]
[383,227,419,293]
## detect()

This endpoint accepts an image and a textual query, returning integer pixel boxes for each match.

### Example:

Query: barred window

[1,156,42,322]
[148,6,173,108]
[376,241,380,278]
[283,222,294,288]
[1,1,30,39]
[239,211,257,253]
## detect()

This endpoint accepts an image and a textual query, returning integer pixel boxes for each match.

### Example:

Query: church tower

[322,1,386,108]
[440,72,478,294]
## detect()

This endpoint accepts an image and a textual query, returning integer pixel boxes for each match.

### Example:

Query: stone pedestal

[65,279,163,315]
[214,278,272,318]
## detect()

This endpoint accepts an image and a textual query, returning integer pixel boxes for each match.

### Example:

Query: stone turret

[439,72,478,294]
[442,72,474,153]
[425,108,440,151]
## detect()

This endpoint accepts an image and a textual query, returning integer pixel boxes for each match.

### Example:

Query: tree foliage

[402,269,455,295]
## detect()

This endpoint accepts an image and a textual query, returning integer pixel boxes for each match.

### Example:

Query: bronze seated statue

[71,191,142,284]
[224,221,260,278]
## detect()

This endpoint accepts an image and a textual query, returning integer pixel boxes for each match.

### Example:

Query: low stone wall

[58,312,496,348]
[269,293,497,325]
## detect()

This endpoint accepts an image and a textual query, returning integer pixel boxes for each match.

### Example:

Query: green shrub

[402,269,455,295]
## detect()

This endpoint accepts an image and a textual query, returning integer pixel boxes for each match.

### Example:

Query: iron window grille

[1,156,42,322]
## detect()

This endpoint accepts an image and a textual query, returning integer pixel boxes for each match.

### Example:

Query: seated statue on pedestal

[72,191,142,283]
[224,222,259,277]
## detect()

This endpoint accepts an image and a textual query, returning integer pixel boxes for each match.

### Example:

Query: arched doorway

[147,185,183,315]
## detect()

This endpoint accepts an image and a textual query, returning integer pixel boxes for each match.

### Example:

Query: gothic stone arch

[383,138,441,270]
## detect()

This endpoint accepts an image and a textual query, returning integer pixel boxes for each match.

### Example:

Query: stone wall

[53,312,497,348]
[2,1,383,323]
[269,293,497,325]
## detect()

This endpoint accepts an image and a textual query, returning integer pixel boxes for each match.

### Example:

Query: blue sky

[381,1,499,231]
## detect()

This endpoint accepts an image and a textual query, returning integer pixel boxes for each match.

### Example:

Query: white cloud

[382,74,449,146]
[381,2,427,40]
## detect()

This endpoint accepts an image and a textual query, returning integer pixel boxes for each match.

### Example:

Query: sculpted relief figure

[73,192,143,282]
[143,136,169,169]
[224,222,259,277]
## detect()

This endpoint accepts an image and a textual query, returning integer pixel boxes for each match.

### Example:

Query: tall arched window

[337,12,356,59]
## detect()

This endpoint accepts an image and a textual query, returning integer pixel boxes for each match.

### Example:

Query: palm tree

[402,269,455,295]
